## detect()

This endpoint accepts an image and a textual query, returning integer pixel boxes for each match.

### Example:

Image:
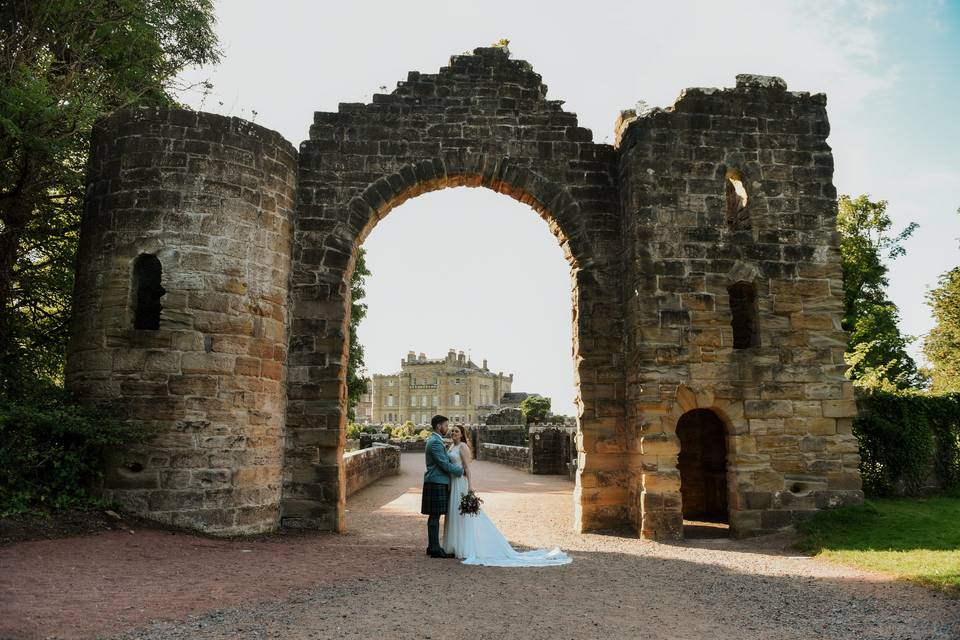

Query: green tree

[346,248,370,420]
[0,0,221,391]
[837,195,922,391]
[520,395,551,424]
[923,267,960,392]
[923,211,960,392]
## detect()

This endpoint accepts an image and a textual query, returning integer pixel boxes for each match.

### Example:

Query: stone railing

[344,443,400,497]
[481,443,531,471]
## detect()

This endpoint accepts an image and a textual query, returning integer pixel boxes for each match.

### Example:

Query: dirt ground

[1,453,958,640]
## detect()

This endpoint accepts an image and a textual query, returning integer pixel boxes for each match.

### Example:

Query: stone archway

[281,47,627,533]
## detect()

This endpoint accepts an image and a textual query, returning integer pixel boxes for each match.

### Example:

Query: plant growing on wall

[347,248,370,420]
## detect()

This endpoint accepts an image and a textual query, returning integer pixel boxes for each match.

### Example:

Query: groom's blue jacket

[424,432,463,484]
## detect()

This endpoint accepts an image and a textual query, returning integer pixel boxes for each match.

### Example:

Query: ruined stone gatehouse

[66,47,862,539]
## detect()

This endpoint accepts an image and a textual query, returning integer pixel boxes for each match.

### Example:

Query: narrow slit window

[724,168,749,228]
[132,254,165,330]
[728,282,758,349]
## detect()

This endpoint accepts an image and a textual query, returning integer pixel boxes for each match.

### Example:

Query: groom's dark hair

[430,414,448,430]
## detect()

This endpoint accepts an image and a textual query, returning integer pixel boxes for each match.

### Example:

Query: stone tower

[66,48,861,538]
[617,75,859,537]
[67,109,297,533]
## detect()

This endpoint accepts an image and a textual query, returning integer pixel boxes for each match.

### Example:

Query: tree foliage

[837,194,922,391]
[519,395,551,423]
[347,248,370,420]
[922,209,960,394]
[0,381,157,515]
[0,1,219,513]
[924,268,960,393]
[0,0,221,392]
[855,391,960,496]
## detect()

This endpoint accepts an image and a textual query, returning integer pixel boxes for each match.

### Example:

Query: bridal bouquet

[459,490,483,516]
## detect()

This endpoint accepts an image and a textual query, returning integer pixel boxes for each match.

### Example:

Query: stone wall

[473,424,528,454]
[388,438,430,452]
[530,426,576,475]
[617,74,861,538]
[481,443,531,471]
[343,444,401,497]
[284,46,626,533]
[67,108,297,535]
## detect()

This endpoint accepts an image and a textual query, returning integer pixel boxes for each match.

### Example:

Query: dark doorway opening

[677,409,729,527]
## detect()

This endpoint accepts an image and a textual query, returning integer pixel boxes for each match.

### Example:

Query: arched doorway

[676,409,728,523]
[280,47,627,535]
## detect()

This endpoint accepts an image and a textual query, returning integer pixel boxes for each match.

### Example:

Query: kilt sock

[427,514,441,552]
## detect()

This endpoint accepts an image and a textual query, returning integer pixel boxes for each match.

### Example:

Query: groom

[422,414,464,558]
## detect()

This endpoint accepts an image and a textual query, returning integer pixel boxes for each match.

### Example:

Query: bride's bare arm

[460,443,473,483]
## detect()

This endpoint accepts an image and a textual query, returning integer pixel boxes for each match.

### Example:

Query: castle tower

[66,108,297,534]
[617,75,860,538]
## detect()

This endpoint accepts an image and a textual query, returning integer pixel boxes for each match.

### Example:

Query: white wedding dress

[442,443,572,567]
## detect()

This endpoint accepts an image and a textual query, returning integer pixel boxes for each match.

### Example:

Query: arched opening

[344,185,578,534]
[677,408,729,525]
[724,168,749,229]
[131,254,165,330]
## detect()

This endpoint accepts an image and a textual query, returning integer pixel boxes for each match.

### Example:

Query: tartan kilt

[421,482,450,516]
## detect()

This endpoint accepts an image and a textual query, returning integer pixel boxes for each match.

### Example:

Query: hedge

[854,391,960,496]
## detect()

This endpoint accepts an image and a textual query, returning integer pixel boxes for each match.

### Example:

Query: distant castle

[360,349,521,425]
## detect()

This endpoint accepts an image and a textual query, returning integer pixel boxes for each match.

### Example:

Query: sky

[178,0,960,416]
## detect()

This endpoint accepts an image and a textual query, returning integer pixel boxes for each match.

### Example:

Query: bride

[442,425,572,567]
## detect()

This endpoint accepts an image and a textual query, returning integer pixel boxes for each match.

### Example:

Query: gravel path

[2,453,957,639]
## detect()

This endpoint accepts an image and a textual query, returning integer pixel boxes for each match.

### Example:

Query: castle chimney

[483,359,488,370]
[419,352,426,361]
[448,348,456,362]
[458,350,465,365]
[407,350,416,363]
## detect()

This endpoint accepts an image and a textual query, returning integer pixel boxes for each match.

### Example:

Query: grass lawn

[796,493,960,593]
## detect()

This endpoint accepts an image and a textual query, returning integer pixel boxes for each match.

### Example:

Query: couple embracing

[421,414,571,567]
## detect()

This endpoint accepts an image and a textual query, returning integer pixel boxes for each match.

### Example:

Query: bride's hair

[453,425,469,450]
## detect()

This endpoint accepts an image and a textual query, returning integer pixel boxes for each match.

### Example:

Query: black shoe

[428,550,456,559]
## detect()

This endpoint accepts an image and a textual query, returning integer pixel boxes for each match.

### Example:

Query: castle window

[728,282,759,349]
[132,254,165,330]
[724,168,749,229]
